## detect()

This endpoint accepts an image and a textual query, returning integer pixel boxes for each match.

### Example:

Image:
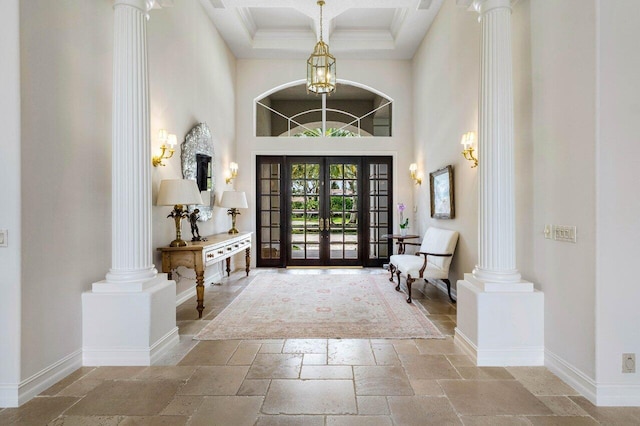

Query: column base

[82,274,178,366]
[454,274,544,366]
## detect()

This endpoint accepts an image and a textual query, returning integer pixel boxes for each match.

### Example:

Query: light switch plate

[545,225,576,243]
[554,225,577,243]
[0,229,7,247]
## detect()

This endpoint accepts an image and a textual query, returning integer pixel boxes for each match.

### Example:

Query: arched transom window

[256,81,392,137]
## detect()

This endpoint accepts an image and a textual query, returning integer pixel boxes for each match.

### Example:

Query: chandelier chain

[318,0,324,42]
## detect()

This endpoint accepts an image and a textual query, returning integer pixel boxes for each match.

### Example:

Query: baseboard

[544,349,597,405]
[454,328,477,362]
[545,349,640,406]
[430,279,457,301]
[0,348,83,407]
[454,328,544,366]
[176,289,192,306]
[175,270,224,307]
[150,327,180,364]
[595,384,640,406]
[83,327,179,366]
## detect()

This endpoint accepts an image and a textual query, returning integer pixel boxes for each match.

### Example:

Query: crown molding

[236,7,257,38]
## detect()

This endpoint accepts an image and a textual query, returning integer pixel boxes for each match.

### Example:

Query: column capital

[457,0,518,13]
[113,0,149,11]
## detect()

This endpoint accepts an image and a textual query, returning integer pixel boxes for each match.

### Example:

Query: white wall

[235,59,415,257]
[414,0,596,396]
[148,1,237,296]
[20,0,113,381]
[530,0,597,380]
[596,0,640,401]
[0,0,22,407]
[411,0,480,290]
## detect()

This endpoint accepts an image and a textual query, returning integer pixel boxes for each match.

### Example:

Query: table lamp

[157,179,203,247]
[219,191,248,234]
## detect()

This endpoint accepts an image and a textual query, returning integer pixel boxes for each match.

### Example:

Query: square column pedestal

[454,274,544,366]
[82,274,178,366]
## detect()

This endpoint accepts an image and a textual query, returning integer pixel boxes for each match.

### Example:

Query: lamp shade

[220,191,248,209]
[157,179,203,206]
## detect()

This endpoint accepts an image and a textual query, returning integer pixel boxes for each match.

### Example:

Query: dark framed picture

[430,165,455,219]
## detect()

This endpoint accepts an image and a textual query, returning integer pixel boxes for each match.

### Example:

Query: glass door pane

[289,160,322,264]
[257,158,283,266]
[327,160,360,263]
[364,158,392,266]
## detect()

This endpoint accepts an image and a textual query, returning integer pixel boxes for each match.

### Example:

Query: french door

[257,156,392,268]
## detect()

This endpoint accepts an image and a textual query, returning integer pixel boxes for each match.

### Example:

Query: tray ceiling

[199,0,445,60]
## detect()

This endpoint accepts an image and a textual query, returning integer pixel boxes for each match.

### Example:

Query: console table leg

[195,271,205,319]
[225,257,231,277]
[245,248,251,276]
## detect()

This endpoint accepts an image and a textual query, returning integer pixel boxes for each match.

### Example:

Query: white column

[105,0,157,287]
[454,0,543,366]
[472,0,522,286]
[82,0,178,366]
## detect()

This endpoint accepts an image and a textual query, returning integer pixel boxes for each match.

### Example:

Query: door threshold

[286,266,364,269]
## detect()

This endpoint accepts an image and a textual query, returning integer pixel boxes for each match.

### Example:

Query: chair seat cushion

[389,254,448,280]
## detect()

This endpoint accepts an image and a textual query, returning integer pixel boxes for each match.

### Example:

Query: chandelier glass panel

[307,0,336,95]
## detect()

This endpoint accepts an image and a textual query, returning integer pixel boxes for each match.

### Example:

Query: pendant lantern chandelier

[307,0,336,95]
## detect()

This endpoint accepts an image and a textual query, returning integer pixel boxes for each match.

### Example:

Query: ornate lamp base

[169,204,189,247]
[170,238,187,247]
[228,208,240,234]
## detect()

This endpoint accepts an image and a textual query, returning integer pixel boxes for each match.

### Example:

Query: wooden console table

[157,232,252,318]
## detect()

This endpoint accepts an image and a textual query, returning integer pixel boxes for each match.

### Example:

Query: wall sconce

[152,129,177,167]
[461,131,478,168]
[409,163,422,185]
[225,162,238,184]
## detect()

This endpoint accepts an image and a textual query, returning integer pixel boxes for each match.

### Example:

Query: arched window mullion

[256,82,392,137]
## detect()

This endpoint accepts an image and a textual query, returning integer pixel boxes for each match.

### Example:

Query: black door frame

[256,155,392,268]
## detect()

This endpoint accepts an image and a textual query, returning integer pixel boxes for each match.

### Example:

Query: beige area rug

[195,273,443,340]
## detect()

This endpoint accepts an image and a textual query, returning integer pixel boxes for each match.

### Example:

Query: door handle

[325,218,330,230]
[319,218,324,231]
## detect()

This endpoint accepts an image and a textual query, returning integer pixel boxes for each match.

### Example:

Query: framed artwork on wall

[430,165,455,219]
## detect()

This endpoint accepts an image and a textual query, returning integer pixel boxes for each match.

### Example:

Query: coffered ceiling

[198,0,445,60]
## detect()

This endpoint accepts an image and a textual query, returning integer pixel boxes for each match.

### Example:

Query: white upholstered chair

[389,227,459,303]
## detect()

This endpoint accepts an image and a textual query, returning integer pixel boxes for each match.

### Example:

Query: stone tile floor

[2,268,640,425]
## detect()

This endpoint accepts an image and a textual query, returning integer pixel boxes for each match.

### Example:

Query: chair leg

[406,275,414,303]
[389,263,396,283]
[423,278,456,304]
[443,279,455,303]
[395,270,401,291]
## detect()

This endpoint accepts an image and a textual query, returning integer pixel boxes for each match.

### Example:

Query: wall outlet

[0,229,7,247]
[622,353,636,373]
